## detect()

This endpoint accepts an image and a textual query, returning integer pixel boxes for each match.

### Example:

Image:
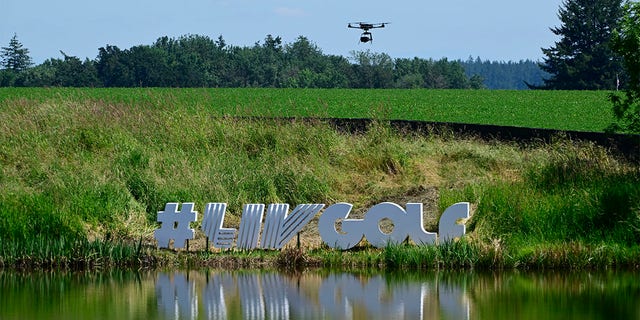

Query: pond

[1,269,638,319]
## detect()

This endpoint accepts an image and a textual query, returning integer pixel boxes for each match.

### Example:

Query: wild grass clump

[467,141,639,245]
[513,242,640,269]
[275,247,319,270]
[0,236,153,270]
[382,240,478,270]
[442,139,640,269]
[0,194,84,243]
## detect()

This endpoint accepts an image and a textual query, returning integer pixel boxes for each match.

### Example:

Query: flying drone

[348,22,389,43]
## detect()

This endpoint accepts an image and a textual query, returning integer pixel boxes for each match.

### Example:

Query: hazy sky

[2,0,564,64]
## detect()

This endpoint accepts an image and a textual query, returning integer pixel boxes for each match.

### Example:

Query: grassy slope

[0,88,638,269]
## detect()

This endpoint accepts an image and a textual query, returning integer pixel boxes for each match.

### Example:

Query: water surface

[1,269,638,319]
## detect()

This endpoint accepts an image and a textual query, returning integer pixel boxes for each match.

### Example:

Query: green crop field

[0,87,615,132]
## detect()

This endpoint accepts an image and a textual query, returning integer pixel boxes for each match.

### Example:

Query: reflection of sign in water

[156,273,198,319]
[154,202,469,250]
[155,271,470,320]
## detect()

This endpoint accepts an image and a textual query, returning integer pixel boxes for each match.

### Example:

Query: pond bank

[1,97,639,272]
[2,238,640,272]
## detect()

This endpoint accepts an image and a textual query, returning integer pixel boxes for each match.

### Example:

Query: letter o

[362,202,410,248]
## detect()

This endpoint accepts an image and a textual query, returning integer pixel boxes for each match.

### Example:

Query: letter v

[261,204,325,249]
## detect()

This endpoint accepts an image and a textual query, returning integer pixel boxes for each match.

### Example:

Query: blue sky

[2,0,563,64]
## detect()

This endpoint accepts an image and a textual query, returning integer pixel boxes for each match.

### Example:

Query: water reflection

[155,271,469,320]
[1,269,639,319]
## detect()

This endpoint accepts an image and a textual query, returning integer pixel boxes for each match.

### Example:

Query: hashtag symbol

[154,203,197,249]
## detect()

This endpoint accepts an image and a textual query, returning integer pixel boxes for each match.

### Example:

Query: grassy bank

[0,88,638,270]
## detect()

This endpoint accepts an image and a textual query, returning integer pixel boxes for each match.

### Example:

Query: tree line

[460,57,548,90]
[1,34,489,89]
[0,0,634,91]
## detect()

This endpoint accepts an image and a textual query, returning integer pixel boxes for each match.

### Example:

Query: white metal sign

[318,202,469,249]
[155,202,469,250]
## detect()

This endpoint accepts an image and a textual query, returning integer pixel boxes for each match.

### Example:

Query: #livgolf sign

[154,202,469,250]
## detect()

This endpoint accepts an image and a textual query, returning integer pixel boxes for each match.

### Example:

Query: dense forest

[1,34,546,89]
[460,57,548,90]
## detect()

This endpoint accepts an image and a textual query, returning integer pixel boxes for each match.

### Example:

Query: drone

[348,22,389,43]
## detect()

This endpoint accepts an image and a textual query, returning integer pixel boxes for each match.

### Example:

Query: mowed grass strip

[0,87,614,132]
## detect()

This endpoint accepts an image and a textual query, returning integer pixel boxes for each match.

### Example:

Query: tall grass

[0,236,153,270]
[452,140,640,246]
[382,240,478,270]
[1,89,638,270]
[439,140,640,269]
[0,94,424,250]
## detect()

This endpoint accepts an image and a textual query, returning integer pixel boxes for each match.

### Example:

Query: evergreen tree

[1,33,33,72]
[462,57,549,89]
[609,1,640,133]
[538,0,624,90]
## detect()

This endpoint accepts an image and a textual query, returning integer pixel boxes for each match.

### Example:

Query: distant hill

[459,57,549,90]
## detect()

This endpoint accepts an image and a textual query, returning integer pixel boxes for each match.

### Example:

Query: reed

[0,236,153,270]
[381,240,478,270]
